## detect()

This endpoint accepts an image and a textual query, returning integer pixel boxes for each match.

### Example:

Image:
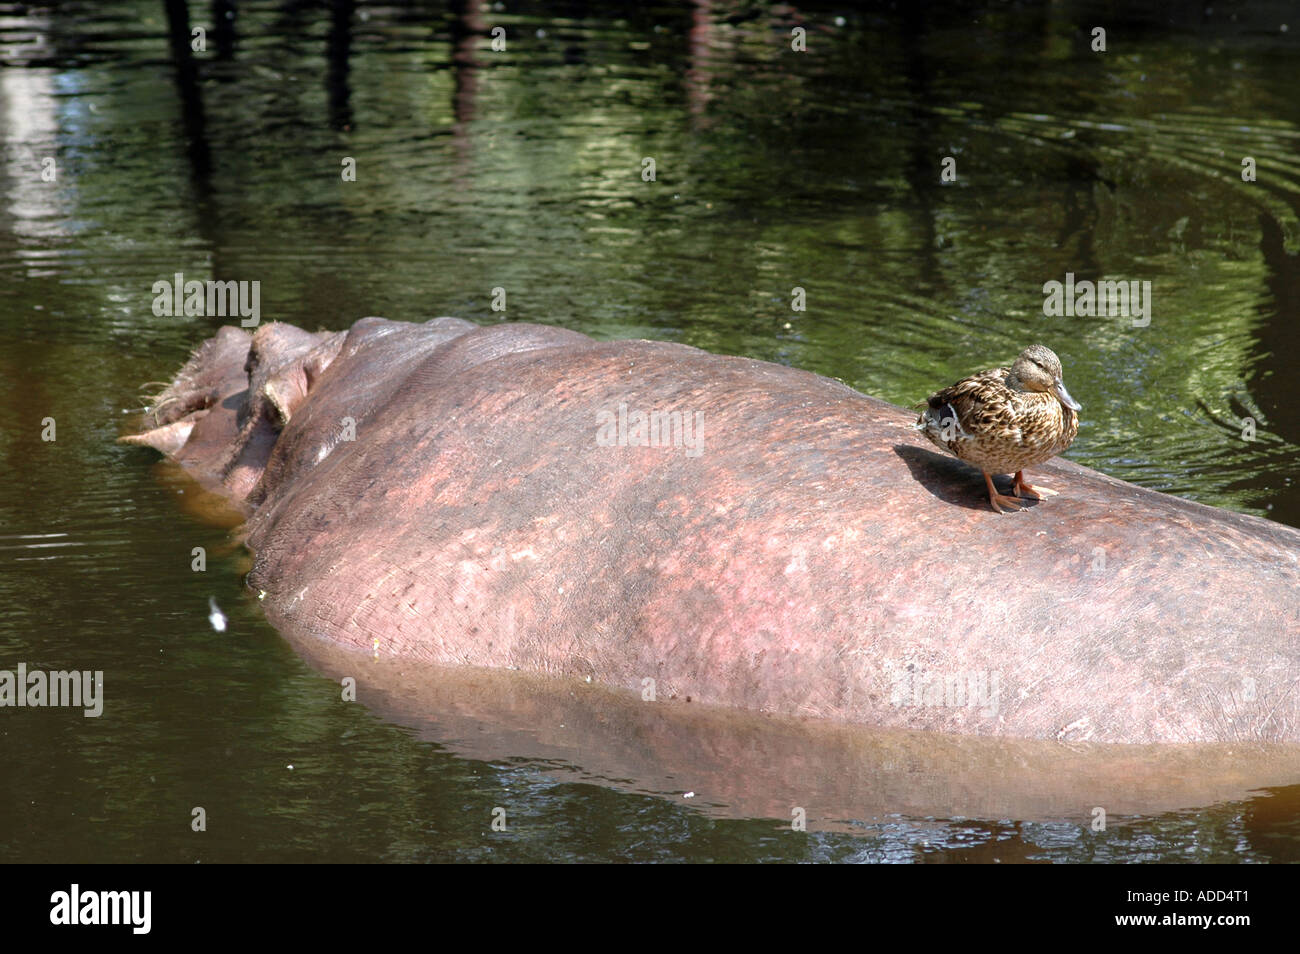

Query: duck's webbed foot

[1013,471,1058,500]
[984,473,1027,513]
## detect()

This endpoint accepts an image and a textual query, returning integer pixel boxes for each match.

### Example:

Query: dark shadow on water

[162,0,211,184]
[326,0,354,131]
[211,0,237,61]
[892,444,1040,512]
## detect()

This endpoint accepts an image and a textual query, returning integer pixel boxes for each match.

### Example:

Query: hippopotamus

[124,316,1300,746]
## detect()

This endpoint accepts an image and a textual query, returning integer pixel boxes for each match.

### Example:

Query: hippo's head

[122,322,346,506]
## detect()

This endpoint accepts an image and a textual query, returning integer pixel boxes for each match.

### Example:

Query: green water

[0,0,1297,862]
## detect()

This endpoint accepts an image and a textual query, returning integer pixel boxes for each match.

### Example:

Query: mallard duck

[915,344,1081,513]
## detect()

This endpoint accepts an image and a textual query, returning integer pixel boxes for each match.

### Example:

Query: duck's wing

[925,366,1012,433]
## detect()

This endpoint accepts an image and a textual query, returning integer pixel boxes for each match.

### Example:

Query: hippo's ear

[262,366,309,426]
[261,331,346,426]
[120,418,196,455]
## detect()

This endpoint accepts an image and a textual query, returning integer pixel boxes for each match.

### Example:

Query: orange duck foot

[1013,470,1059,500]
[984,472,1027,513]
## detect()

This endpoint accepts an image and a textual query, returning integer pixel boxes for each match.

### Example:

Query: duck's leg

[1013,471,1059,500]
[984,472,1026,513]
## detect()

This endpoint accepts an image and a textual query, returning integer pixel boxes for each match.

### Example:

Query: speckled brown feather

[917,365,1079,475]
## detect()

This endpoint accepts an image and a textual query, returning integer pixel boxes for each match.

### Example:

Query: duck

[914,344,1081,513]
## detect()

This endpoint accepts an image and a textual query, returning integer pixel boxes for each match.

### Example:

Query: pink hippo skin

[126,317,1300,745]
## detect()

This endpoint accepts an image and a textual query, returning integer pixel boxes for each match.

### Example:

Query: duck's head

[1012,344,1081,411]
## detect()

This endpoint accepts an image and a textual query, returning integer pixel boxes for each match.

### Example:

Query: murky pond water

[1,0,1297,862]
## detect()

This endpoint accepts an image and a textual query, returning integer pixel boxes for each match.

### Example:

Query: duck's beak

[1053,379,1082,411]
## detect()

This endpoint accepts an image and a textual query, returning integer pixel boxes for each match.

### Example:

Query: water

[0,0,1297,862]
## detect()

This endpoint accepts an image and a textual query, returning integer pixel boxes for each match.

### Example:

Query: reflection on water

[0,1,1297,862]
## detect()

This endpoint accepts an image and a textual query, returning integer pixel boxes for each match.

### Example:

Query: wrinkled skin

[126,317,1300,745]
